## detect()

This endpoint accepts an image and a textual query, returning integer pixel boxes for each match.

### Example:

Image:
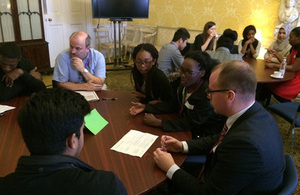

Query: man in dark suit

[153,60,285,194]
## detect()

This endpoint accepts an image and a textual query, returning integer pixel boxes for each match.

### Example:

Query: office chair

[277,154,298,195]
[267,102,300,148]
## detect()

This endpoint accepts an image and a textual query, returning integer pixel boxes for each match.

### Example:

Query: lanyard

[179,79,204,116]
[84,50,91,69]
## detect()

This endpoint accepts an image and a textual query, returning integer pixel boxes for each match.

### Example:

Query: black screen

[92,0,149,19]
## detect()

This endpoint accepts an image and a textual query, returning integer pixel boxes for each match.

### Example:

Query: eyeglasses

[180,70,200,77]
[205,88,232,95]
[135,60,153,66]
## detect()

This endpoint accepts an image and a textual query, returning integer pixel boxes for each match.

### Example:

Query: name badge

[185,101,194,110]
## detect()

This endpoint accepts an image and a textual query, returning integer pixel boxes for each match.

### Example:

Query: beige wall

[93,0,283,57]
[135,0,281,39]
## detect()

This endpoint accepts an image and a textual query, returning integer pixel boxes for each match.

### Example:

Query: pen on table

[161,135,167,151]
[102,97,117,100]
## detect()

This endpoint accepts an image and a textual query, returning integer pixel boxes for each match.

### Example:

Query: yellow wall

[93,0,282,40]
[133,0,282,39]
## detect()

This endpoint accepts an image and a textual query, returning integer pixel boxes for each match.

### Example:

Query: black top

[145,80,226,138]
[0,58,46,101]
[0,155,127,195]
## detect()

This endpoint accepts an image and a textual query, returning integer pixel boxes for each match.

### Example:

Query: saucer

[270,74,283,79]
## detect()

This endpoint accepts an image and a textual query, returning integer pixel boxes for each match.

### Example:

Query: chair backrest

[95,26,113,43]
[139,27,157,44]
[277,154,298,195]
[122,26,138,43]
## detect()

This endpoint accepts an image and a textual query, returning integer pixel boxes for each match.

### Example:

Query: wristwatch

[83,68,89,74]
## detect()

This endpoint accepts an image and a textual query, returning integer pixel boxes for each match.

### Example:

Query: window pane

[0,0,15,42]
[17,0,42,40]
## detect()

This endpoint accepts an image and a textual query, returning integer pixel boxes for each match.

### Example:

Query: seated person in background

[238,25,261,58]
[153,60,285,194]
[53,31,106,91]
[192,21,217,52]
[264,24,292,64]
[206,28,243,63]
[0,42,45,101]
[130,51,226,139]
[158,28,190,80]
[265,26,300,102]
[0,88,127,194]
[131,43,173,104]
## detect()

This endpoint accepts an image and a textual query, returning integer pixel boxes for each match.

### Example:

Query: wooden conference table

[0,90,191,195]
[243,57,295,83]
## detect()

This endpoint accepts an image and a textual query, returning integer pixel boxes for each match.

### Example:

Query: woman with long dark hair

[131,43,173,104]
[192,21,217,51]
[238,25,261,58]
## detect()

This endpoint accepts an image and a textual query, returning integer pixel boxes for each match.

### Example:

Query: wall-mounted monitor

[92,0,149,19]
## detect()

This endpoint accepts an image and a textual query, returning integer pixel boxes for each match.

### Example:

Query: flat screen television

[92,0,149,19]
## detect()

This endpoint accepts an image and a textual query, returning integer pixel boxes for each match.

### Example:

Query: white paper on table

[0,105,15,115]
[75,91,99,101]
[110,129,158,158]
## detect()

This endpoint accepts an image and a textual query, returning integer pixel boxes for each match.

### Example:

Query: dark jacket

[0,155,127,195]
[145,80,226,138]
[0,58,46,102]
[171,102,285,194]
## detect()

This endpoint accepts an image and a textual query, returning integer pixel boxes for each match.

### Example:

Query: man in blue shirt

[157,28,190,80]
[53,31,106,91]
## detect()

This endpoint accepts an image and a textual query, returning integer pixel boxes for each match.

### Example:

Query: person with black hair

[0,42,45,101]
[131,43,173,104]
[206,29,243,63]
[157,28,190,78]
[0,88,127,194]
[238,25,261,58]
[129,51,226,139]
[192,21,217,52]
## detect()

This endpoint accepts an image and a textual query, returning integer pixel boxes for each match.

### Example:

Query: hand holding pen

[161,135,167,151]
[160,135,184,153]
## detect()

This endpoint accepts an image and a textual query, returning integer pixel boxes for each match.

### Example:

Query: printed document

[111,130,158,158]
[75,91,99,101]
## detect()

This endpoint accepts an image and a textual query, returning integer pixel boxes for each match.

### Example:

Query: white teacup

[273,71,282,77]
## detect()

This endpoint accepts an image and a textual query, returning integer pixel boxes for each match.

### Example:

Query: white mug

[273,71,282,77]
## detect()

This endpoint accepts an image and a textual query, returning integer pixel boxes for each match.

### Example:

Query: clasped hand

[84,80,102,91]
[246,38,255,45]
[153,135,183,172]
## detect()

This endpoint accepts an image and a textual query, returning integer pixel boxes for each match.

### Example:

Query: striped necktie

[199,124,229,180]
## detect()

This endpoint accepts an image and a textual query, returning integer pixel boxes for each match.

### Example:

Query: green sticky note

[84,109,108,135]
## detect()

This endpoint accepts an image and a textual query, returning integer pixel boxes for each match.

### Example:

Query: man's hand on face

[2,68,24,87]
[71,57,85,72]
